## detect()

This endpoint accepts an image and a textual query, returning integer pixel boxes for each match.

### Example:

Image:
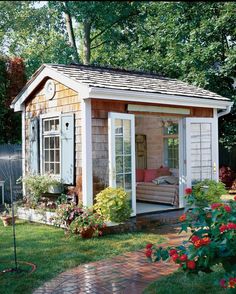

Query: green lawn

[0,220,164,294]
[143,266,226,294]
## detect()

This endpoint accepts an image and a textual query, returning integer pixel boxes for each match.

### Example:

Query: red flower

[145,249,152,258]
[179,254,188,262]
[191,235,200,243]
[146,243,153,249]
[220,224,228,233]
[194,239,202,248]
[172,253,179,262]
[179,214,186,222]
[187,260,196,270]
[185,188,192,195]
[169,249,177,256]
[220,279,227,288]
[201,237,211,246]
[211,203,222,210]
[224,205,231,213]
[229,278,236,288]
[234,195,236,201]
[227,223,236,230]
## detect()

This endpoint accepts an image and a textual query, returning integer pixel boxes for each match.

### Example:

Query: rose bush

[146,188,236,287]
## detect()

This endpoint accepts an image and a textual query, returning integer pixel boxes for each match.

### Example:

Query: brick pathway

[34,225,188,294]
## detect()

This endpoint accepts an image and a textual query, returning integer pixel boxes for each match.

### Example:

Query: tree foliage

[0,56,26,143]
[0,1,235,147]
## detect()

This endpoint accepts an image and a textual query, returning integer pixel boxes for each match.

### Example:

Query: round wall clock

[45,79,56,100]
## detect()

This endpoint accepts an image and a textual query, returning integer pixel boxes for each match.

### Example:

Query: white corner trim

[128,104,190,115]
[21,104,26,196]
[88,87,232,109]
[81,98,93,206]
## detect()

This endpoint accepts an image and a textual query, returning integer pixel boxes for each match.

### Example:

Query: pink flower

[220,279,227,288]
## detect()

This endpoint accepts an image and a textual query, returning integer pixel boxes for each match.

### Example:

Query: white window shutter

[60,113,75,184]
[30,117,39,174]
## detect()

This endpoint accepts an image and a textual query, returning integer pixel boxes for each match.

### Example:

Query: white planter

[47,184,63,194]
[17,207,57,226]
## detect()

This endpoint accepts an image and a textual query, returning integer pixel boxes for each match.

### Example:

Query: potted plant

[53,203,105,238]
[70,208,105,238]
[0,204,16,227]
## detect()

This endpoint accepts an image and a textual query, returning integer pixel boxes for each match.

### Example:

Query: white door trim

[185,117,218,188]
[178,118,186,208]
[108,112,136,216]
[82,98,93,206]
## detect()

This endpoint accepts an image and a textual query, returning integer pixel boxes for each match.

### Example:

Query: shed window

[163,123,179,169]
[42,117,60,175]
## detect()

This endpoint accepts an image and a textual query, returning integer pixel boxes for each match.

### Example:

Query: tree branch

[90,10,139,43]
[90,40,109,50]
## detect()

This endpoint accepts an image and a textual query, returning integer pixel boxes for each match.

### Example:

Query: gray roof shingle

[46,64,229,101]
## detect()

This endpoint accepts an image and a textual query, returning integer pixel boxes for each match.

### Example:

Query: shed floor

[136,201,176,215]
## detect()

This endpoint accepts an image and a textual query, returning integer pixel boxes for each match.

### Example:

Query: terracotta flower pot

[80,227,95,238]
[1,216,14,227]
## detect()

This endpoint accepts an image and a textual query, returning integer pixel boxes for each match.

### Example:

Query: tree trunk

[64,2,79,63]
[83,20,91,65]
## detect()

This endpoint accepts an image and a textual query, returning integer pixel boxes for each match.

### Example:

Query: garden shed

[11,64,233,216]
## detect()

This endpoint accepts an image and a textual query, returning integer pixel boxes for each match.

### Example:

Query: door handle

[213,162,216,173]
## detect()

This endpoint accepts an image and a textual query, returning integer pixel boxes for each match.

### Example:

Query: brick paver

[34,225,188,294]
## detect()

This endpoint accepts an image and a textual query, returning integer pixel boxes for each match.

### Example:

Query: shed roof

[46,64,228,101]
[12,63,232,112]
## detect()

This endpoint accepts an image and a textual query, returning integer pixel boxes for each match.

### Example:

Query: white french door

[185,118,218,189]
[108,112,136,216]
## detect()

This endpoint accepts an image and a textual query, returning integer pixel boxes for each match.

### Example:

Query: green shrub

[94,187,132,223]
[193,179,226,205]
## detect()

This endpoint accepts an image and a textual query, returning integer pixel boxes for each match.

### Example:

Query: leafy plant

[192,179,227,205]
[21,174,62,204]
[94,187,132,223]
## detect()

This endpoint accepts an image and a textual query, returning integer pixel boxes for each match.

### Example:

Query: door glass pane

[115,136,123,155]
[115,119,123,135]
[116,174,124,188]
[124,156,131,172]
[116,156,123,174]
[125,174,132,190]
[190,123,212,183]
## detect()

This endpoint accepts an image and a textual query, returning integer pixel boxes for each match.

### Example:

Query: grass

[143,266,226,294]
[0,220,165,294]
